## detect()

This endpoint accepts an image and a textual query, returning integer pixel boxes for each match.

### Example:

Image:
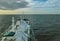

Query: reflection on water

[0,14,60,41]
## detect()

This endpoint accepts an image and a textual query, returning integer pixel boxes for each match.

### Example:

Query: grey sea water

[0,14,60,41]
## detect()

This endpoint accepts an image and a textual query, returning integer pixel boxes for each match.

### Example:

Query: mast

[12,17,14,27]
[20,11,24,19]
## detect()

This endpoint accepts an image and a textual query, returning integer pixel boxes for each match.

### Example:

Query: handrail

[31,29,36,41]
[29,28,36,41]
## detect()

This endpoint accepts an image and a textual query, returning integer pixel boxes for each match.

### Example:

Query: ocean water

[0,14,60,41]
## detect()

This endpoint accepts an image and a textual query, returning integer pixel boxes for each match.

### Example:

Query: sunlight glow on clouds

[0,8,60,14]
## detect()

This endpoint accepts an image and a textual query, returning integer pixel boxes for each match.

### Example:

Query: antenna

[12,17,14,27]
[23,10,24,19]
[20,10,25,20]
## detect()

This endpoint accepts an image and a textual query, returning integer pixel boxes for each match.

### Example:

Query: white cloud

[16,1,21,3]
[25,0,32,2]
[25,0,34,6]
[26,0,60,8]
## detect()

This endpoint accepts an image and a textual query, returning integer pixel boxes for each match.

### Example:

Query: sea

[0,14,60,41]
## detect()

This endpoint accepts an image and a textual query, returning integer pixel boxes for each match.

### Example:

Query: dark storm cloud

[0,1,28,10]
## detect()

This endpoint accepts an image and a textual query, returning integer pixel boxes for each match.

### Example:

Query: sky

[0,0,60,14]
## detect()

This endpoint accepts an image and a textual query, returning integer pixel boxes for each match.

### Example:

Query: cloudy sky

[0,0,60,14]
